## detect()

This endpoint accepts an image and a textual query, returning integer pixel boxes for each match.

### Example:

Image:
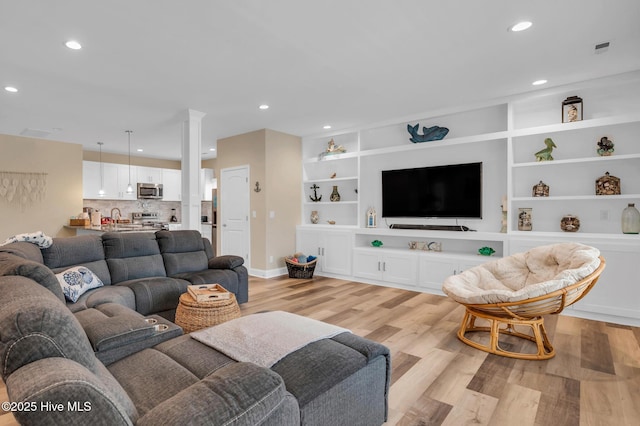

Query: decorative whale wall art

[407,124,449,143]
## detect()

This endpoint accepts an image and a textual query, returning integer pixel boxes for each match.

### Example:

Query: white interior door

[220,165,250,267]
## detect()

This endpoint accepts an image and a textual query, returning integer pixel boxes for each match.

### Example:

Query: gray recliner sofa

[0,275,391,425]
[0,230,391,425]
[0,230,248,319]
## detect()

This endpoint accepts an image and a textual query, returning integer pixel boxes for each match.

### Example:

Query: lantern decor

[562,96,583,123]
[560,214,581,232]
[595,171,621,195]
[532,181,550,197]
[366,207,377,228]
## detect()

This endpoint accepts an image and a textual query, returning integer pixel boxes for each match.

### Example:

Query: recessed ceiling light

[4,86,18,93]
[323,125,332,130]
[532,79,547,86]
[137,148,143,152]
[209,148,216,151]
[509,21,532,32]
[65,40,82,50]
[259,104,269,110]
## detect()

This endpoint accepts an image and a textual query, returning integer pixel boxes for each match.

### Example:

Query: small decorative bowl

[371,240,383,247]
[478,246,495,256]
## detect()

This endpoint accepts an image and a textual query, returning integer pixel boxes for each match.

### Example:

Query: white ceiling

[1,0,639,160]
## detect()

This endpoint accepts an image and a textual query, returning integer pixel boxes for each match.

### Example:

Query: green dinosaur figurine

[535,138,557,161]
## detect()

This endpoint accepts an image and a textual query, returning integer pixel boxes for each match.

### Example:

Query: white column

[181,109,206,230]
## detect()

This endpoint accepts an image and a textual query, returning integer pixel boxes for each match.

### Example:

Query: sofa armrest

[208,255,244,269]
[6,358,137,426]
[0,253,65,302]
[137,362,299,426]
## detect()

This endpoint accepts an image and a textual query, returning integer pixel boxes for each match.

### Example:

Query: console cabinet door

[381,252,418,286]
[297,228,352,276]
[418,258,460,293]
[353,249,382,280]
[322,231,352,276]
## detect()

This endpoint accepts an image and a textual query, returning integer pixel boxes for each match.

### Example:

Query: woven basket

[285,258,317,279]
[175,292,241,333]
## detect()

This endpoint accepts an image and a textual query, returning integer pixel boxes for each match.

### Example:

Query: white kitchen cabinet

[201,223,212,242]
[82,161,101,199]
[201,168,215,201]
[296,227,352,276]
[137,166,162,184]
[162,169,182,201]
[117,165,137,200]
[353,248,418,286]
[83,161,137,200]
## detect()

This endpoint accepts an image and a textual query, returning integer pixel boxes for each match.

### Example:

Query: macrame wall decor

[0,171,48,210]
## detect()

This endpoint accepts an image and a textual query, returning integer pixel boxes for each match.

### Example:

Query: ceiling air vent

[20,128,52,138]
[594,41,610,54]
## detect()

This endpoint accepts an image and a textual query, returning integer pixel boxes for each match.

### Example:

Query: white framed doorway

[220,165,250,268]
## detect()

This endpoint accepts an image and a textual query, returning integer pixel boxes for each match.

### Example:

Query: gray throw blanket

[190,311,350,367]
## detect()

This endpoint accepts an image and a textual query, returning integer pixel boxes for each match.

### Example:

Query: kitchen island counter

[64,225,160,235]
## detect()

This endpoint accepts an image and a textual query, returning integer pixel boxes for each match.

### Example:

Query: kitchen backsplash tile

[83,199,212,223]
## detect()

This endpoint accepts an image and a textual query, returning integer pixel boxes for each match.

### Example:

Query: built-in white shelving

[298,70,640,326]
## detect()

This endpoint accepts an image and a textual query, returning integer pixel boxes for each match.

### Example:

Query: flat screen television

[381,162,482,219]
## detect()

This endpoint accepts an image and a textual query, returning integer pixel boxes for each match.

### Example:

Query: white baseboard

[248,267,287,279]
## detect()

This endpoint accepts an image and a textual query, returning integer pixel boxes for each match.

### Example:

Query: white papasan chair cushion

[442,243,601,305]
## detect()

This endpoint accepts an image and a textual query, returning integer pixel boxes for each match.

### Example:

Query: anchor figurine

[309,184,322,202]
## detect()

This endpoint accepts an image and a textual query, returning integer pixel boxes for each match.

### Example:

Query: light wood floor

[2,276,639,425]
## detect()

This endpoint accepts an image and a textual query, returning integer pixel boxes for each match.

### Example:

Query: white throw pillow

[56,266,104,302]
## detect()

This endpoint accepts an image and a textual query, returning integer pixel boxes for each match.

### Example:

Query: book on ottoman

[187,284,231,302]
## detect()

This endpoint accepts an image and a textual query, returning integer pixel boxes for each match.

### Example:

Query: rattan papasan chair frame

[442,243,605,360]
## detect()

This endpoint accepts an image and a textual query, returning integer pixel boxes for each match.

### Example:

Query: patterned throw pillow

[56,266,104,302]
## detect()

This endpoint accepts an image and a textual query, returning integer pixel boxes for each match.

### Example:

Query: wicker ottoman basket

[175,292,241,333]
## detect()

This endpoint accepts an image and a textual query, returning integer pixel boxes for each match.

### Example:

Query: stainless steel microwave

[137,183,163,199]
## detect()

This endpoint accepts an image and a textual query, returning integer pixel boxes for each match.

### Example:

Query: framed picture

[562,96,583,123]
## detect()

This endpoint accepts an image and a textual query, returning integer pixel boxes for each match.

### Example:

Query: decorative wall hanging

[532,181,550,197]
[407,124,449,143]
[597,136,614,156]
[254,181,261,192]
[309,184,322,202]
[534,138,557,161]
[0,171,48,210]
[595,171,620,195]
[562,96,583,123]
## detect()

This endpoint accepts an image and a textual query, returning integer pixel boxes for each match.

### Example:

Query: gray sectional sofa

[0,230,248,319]
[0,230,391,425]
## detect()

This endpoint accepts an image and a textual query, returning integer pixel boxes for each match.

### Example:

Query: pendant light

[125,130,133,193]
[97,142,105,197]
